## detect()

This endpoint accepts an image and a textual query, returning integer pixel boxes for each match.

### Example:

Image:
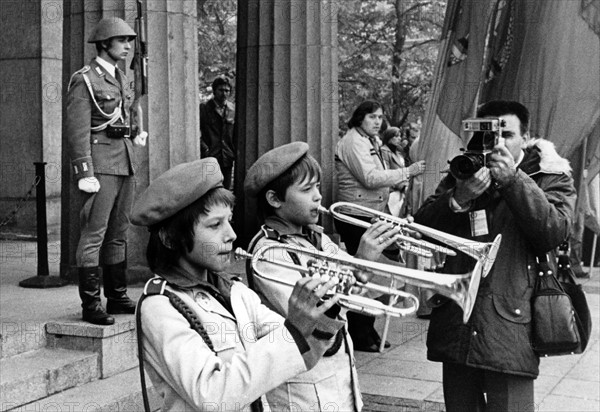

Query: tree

[338,0,445,131]
[197,0,237,101]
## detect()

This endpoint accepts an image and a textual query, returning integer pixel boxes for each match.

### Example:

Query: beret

[244,142,309,197]
[131,158,223,226]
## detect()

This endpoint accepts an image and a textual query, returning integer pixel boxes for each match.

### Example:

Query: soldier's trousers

[76,174,135,267]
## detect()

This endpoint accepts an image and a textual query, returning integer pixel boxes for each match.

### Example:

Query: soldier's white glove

[78,177,100,193]
[133,131,148,147]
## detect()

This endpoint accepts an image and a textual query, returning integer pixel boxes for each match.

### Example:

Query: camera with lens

[448,118,506,180]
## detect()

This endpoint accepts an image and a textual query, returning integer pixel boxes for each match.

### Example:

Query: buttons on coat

[194,291,212,309]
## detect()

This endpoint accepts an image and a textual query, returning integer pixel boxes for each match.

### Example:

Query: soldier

[66,17,148,325]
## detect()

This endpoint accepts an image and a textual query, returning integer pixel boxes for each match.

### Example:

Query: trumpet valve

[307,260,357,294]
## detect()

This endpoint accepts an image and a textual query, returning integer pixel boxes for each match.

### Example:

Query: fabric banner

[481,0,600,162]
[413,0,499,208]
[413,0,600,213]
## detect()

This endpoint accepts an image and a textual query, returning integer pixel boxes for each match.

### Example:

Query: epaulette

[261,225,282,241]
[143,277,167,296]
[76,65,91,74]
[67,66,91,91]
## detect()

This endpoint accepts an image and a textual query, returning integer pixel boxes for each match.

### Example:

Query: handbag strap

[556,241,578,285]
[534,253,565,292]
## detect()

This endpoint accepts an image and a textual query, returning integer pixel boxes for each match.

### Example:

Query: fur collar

[523,138,571,176]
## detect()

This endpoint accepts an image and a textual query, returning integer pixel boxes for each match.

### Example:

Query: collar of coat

[520,138,572,177]
[209,98,234,112]
[155,265,233,294]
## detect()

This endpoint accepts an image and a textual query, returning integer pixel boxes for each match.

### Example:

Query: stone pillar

[60,0,199,281]
[234,0,339,245]
[0,1,62,241]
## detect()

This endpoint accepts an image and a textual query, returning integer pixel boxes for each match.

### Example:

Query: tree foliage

[196,0,446,128]
[338,0,446,131]
[197,0,237,101]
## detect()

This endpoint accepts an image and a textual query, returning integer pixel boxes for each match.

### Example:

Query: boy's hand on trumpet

[355,220,402,262]
[286,277,345,369]
[287,277,342,339]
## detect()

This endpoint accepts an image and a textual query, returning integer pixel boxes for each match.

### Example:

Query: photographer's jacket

[414,139,576,378]
[66,58,135,179]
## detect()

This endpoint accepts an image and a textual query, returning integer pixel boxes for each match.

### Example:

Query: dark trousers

[442,363,535,412]
[76,174,135,267]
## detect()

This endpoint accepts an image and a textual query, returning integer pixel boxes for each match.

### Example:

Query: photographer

[414,100,576,411]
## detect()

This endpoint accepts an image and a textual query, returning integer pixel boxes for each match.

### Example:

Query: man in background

[200,76,236,189]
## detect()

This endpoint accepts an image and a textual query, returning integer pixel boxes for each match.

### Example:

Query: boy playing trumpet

[244,142,402,411]
[131,158,345,411]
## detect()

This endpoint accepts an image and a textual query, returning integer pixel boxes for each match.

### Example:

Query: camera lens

[449,154,484,180]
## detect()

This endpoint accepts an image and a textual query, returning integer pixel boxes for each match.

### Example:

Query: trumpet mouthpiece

[317,205,330,215]
[234,248,252,260]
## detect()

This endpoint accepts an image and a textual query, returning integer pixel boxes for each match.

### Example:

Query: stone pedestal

[234,0,339,244]
[0,1,62,240]
[60,0,199,282]
[46,317,137,379]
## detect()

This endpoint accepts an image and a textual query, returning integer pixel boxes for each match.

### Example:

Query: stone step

[45,315,138,379]
[1,320,48,359]
[7,367,161,412]
[0,347,99,408]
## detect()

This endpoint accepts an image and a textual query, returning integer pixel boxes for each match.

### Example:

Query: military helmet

[87,18,137,43]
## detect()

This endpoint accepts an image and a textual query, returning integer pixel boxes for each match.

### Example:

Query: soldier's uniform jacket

[249,216,364,412]
[66,58,135,179]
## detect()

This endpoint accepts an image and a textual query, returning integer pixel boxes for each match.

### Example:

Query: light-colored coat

[249,217,363,411]
[335,127,408,215]
[140,277,310,411]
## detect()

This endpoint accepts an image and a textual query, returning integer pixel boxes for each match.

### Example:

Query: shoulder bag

[530,249,591,357]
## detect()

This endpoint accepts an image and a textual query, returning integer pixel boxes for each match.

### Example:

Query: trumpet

[236,244,420,317]
[319,202,502,279]
[235,242,491,322]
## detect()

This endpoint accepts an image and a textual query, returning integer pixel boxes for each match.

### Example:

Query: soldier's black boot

[104,261,137,314]
[78,267,115,325]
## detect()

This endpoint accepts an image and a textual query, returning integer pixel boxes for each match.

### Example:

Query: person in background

[402,122,421,165]
[132,157,344,412]
[200,76,236,189]
[334,100,425,351]
[65,17,148,325]
[380,126,426,217]
[414,100,576,411]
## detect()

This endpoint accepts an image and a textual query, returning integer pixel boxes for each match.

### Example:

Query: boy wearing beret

[244,142,402,411]
[131,157,344,412]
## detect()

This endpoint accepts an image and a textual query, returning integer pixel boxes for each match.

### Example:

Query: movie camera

[449,118,506,180]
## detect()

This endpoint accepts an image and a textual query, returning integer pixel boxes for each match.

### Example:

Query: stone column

[60,0,199,281]
[234,0,339,245]
[0,1,62,241]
